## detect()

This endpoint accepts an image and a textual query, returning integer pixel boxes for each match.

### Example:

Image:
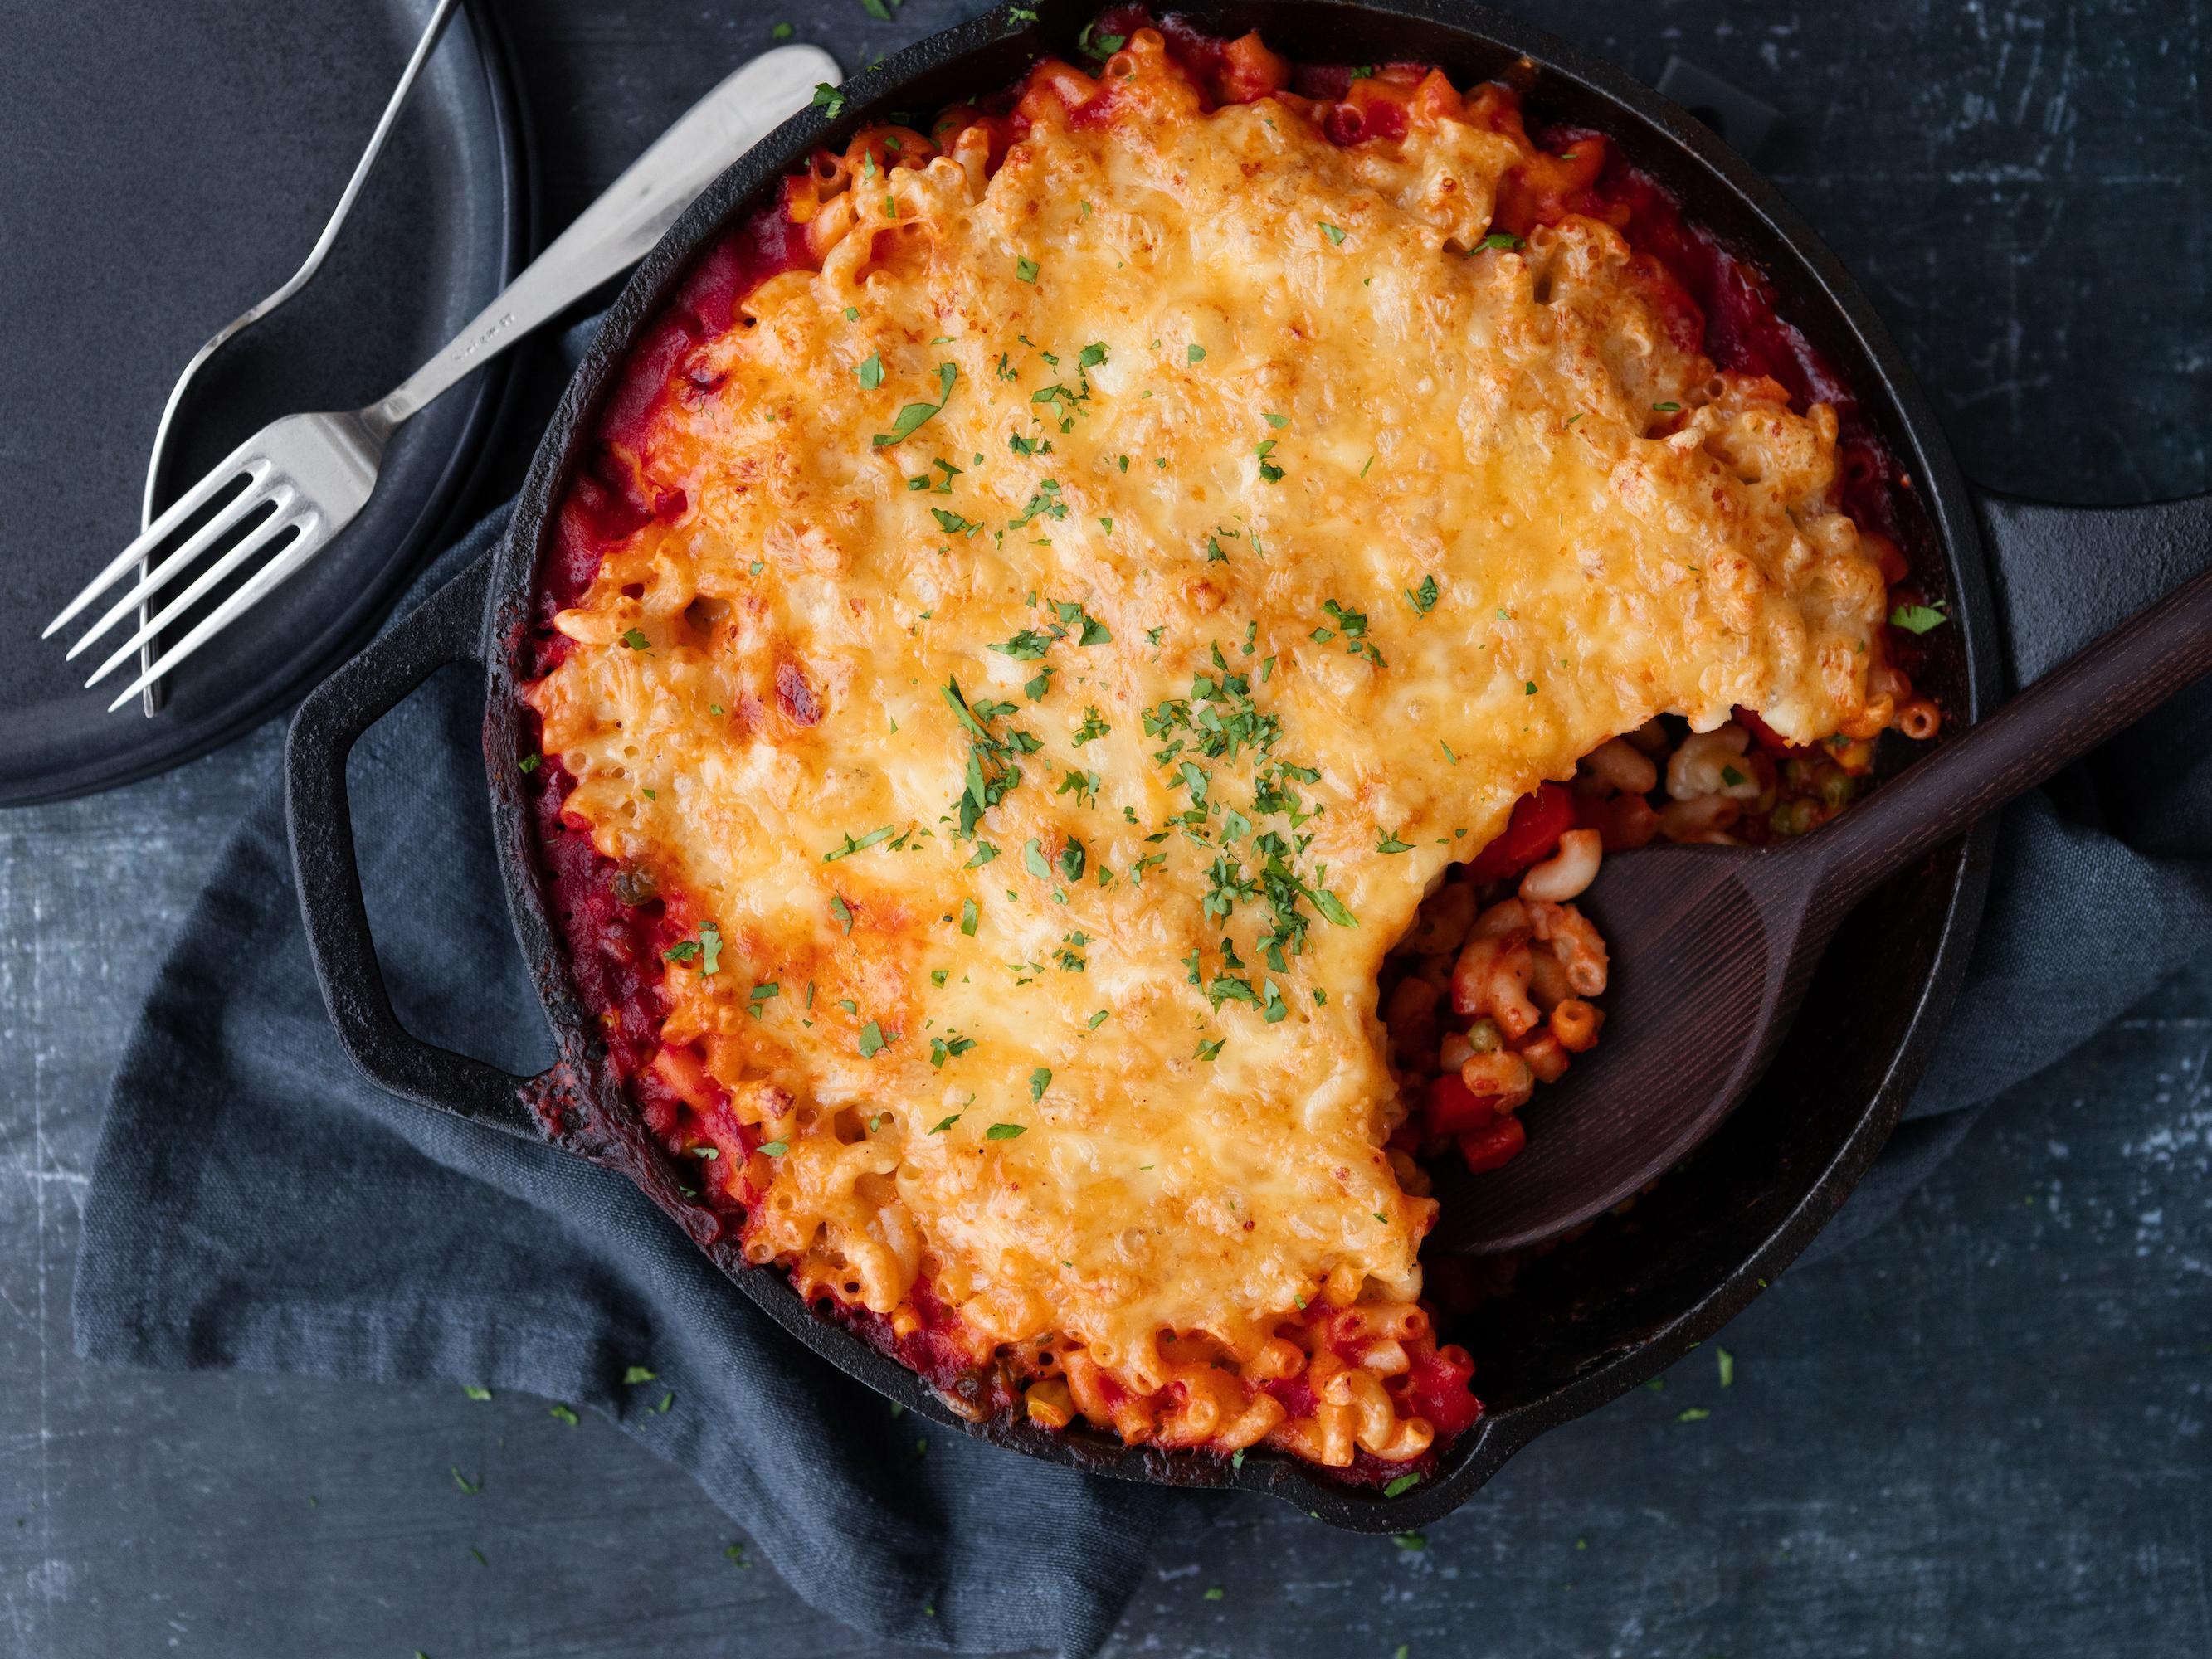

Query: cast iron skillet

[284,0,2194,1530]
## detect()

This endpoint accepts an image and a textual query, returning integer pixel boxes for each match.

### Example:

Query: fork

[125,0,461,718]
[46,41,840,713]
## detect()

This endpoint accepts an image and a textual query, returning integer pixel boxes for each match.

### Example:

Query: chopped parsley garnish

[856,352,883,389]
[1720,765,1747,787]
[1077,20,1125,56]
[960,898,979,936]
[748,982,780,1014]
[928,1032,976,1068]
[943,677,1040,838]
[1264,412,1289,429]
[857,1020,889,1058]
[986,1122,1027,1141]
[829,893,855,934]
[1382,1472,1421,1497]
[699,924,723,975]
[962,842,1000,869]
[621,1365,658,1385]
[1318,221,1347,246]
[517,752,541,773]
[1254,438,1284,483]
[929,1112,962,1133]
[548,1404,581,1426]
[1196,1037,1225,1061]
[824,825,896,862]
[872,362,957,448]
[992,629,1054,662]
[1071,706,1110,745]
[811,83,846,117]
[1015,255,1040,282]
[1473,231,1524,253]
[1889,600,1950,634]
[1028,1067,1051,1101]
[1186,343,1206,364]
[1087,1010,1110,1029]
[1376,832,1414,854]
[932,507,978,536]
[463,1385,492,1401]
[621,627,650,650]
[1525,680,1539,695]
[1652,401,1682,413]
[1023,839,1051,878]
[758,1140,789,1158]
[1315,599,1384,666]
[1405,574,1440,615]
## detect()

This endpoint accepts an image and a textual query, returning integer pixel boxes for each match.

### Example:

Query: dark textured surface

[2,0,2208,1654]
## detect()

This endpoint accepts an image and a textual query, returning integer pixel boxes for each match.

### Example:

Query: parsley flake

[873,362,957,448]
[1889,601,1950,634]
[986,1121,1027,1141]
[824,825,896,862]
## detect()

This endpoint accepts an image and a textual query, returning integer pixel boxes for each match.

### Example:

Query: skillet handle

[1974,489,2212,688]
[285,555,545,1140]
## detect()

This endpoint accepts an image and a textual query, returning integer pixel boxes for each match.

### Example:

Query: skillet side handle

[1973,489,2212,688]
[285,555,543,1140]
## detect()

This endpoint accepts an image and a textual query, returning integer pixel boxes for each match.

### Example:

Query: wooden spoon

[1434,564,2212,1256]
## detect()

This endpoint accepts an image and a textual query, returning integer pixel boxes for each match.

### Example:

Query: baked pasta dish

[522,13,1942,1484]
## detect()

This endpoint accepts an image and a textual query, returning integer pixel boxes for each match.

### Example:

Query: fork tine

[41,441,267,638]
[82,495,303,688]
[62,469,277,660]
[103,512,333,711]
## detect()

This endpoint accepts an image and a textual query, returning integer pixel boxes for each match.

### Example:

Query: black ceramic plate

[0,0,529,806]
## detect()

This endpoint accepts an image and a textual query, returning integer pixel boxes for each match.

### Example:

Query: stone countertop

[2,1,2205,1654]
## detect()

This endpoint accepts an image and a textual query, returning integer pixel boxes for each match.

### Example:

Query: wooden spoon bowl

[1436,562,2212,1255]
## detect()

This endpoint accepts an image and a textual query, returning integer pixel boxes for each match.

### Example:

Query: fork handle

[363,45,837,435]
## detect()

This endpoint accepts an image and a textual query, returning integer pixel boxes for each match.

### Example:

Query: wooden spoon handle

[1806,561,2212,909]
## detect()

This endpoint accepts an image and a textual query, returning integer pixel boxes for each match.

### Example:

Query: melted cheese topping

[529,42,1884,1424]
